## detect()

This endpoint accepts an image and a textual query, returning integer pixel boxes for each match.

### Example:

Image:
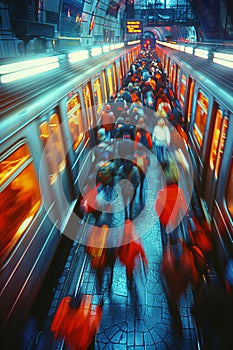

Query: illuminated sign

[126,20,142,34]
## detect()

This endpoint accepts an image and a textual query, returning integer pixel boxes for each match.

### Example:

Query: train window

[83,83,94,128]
[187,80,194,123]
[112,63,117,92]
[193,90,208,148]
[215,117,228,178]
[49,114,66,172]
[120,57,125,78]
[226,159,233,219]
[93,78,103,115]
[67,94,84,151]
[0,144,41,264]
[172,63,176,90]
[210,109,223,171]
[179,73,187,110]
[102,71,108,103]
[107,67,114,99]
[116,60,123,90]
[176,67,180,100]
[39,122,58,184]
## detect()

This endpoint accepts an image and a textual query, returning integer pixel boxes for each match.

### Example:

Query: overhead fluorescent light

[91,47,102,56]
[0,56,59,75]
[1,62,59,83]
[213,57,233,68]
[68,50,89,63]
[194,48,208,59]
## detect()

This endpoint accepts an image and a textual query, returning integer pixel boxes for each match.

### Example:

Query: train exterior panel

[156,43,233,268]
[0,44,140,338]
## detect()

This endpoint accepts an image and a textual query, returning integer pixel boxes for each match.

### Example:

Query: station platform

[43,165,200,350]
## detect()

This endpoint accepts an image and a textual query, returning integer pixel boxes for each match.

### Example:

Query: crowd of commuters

[50,49,233,349]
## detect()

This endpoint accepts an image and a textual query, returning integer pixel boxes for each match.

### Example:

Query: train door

[39,111,73,227]
[178,71,187,112]
[203,108,229,212]
[189,88,208,186]
[120,56,126,79]
[82,82,96,149]
[101,70,108,104]
[185,78,194,132]
[115,59,123,90]
[83,82,95,129]
[112,63,117,94]
[106,65,115,101]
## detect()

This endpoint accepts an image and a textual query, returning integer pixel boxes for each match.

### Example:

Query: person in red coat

[118,219,148,286]
[161,238,199,335]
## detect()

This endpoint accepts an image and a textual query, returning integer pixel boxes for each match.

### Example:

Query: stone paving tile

[80,177,199,349]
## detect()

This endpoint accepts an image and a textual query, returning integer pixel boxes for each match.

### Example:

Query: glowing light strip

[213,58,233,68]
[128,40,140,45]
[213,52,233,61]
[103,45,110,52]
[194,48,209,59]
[68,50,89,63]
[0,56,59,74]
[185,46,193,54]
[91,47,102,56]
[1,62,59,83]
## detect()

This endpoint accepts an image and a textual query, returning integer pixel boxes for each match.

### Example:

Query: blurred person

[161,237,199,336]
[155,160,187,248]
[100,104,116,139]
[51,294,102,350]
[135,123,153,151]
[118,219,148,287]
[117,159,140,220]
[152,117,171,164]
[192,258,233,350]
[133,147,150,199]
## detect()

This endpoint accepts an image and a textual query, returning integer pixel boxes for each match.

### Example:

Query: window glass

[226,158,233,219]
[0,144,41,264]
[179,73,186,109]
[209,109,223,171]
[66,94,84,151]
[215,117,228,178]
[112,63,117,92]
[116,60,123,90]
[39,122,58,184]
[193,90,208,148]
[187,81,194,123]
[107,67,114,99]
[176,66,180,99]
[172,63,176,90]
[49,114,66,172]
[102,71,107,103]
[121,57,125,77]
[83,83,94,128]
[93,78,103,115]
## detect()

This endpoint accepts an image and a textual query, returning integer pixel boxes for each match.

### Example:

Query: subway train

[1,38,233,345]
[140,32,156,50]
[0,43,141,341]
[156,42,233,277]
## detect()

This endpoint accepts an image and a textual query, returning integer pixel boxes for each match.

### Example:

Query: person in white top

[152,117,171,164]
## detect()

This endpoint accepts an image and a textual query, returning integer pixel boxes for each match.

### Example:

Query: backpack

[122,130,131,139]
[97,161,114,185]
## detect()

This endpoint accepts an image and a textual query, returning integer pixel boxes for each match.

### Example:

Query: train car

[0,43,140,343]
[141,32,156,51]
[156,43,233,274]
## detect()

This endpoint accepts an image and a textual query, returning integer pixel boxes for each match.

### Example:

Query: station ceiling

[134,0,233,41]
